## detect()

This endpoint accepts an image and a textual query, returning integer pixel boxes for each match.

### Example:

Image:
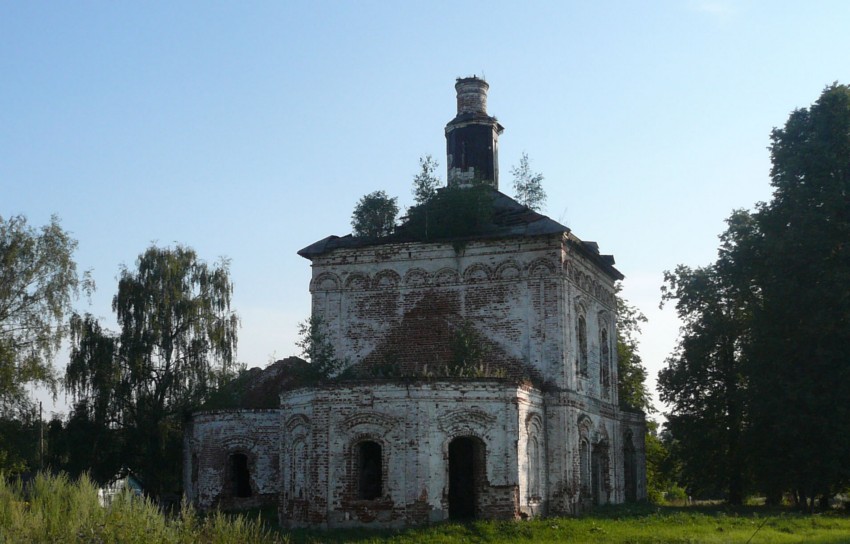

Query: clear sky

[3,1,848,419]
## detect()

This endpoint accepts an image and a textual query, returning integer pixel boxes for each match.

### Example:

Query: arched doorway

[448,436,485,520]
[591,442,609,505]
[229,452,252,498]
[623,431,637,502]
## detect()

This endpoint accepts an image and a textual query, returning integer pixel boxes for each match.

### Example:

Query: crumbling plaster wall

[308,234,618,400]
[540,392,648,515]
[185,410,280,510]
[280,382,539,528]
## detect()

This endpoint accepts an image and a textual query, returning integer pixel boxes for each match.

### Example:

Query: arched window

[527,436,541,500]
[579,438,591,497]
[577,314,588,376]
[292,440,307,499]
[357,441,383,500]
[600,327,611,391]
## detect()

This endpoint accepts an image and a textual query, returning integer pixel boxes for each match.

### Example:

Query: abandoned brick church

[183,77,647,528]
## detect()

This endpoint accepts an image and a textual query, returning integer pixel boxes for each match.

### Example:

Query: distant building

[184,77,647,528]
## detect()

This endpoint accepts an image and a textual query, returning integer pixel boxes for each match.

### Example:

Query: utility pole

[39,401,43,470]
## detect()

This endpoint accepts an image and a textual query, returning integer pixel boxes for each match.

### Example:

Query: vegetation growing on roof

[296,315,344,380]
[510,152,546,212]
[350,190,398,238]
[401,185,495,241]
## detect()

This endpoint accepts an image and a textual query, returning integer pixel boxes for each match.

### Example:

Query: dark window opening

[230,453,252,498]
[600,328,611,390]
[357,441,383,500]
[578,315,588,376]
[579,438,591,497]
[449,436,485,520]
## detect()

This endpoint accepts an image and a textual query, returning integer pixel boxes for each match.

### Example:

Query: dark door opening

[624,432,637,502]
[449,436,483,520]
[230,453,252,498]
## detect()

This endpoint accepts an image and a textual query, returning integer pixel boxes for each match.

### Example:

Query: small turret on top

[445,76,505,189]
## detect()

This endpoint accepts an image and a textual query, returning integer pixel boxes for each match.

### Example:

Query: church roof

[298,187,623,280]
[200,356,311,409]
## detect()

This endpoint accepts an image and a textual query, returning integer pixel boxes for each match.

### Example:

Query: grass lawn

[282,504,850,544]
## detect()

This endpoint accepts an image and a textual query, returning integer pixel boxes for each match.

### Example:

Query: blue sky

[3,1,848,417]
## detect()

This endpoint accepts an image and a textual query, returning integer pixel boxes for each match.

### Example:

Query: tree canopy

[0,215,85,418]
[351,190,399,238]
[658,83,850,509]
[65,245,239,494]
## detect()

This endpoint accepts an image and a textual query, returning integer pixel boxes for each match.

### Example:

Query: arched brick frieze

[527,257,557,278]
[311,272,341,292]
[437,408,497,439]
[285,414,311,434]
[344,272,370,291]
[495,260,522,281]
[434,268,460,286]
[403,268,431,288]
[338,411,401,435]
[462,263,492,283]
[373,269,401,290]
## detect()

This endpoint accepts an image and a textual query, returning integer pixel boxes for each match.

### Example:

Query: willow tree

[67,245,239,494]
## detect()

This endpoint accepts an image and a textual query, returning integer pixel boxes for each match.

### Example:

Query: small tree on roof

[351,190,398,238]
[511,152,546,211]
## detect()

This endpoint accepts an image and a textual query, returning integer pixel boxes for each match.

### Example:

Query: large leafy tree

[0,215,84,418]
[658,211,757,504]
[351,190,399,238]
[66,245,238,495]
[746,83,850,509]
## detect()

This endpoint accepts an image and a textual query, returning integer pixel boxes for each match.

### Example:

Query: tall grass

[4,475,850,543]
[0,472,285,543]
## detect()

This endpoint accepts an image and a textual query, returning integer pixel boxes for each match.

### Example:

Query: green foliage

[0,415,39,475]
[658,84,850,508]
[412,154,441,205]
[446,321,505,378]
[746,83,850,508]
[510,152,546,211]
[644,420,673,504]
[0,472,284,543]
[614,288,653,413]
[658,213,755,504]
[0,215,87,418]
[351,190,399,238]
[402,185,494,242]
[65,245,239,497]
[296,315,342,379]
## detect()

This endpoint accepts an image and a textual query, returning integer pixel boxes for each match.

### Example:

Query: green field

[3,474,850,543]
[287,504,850,544]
